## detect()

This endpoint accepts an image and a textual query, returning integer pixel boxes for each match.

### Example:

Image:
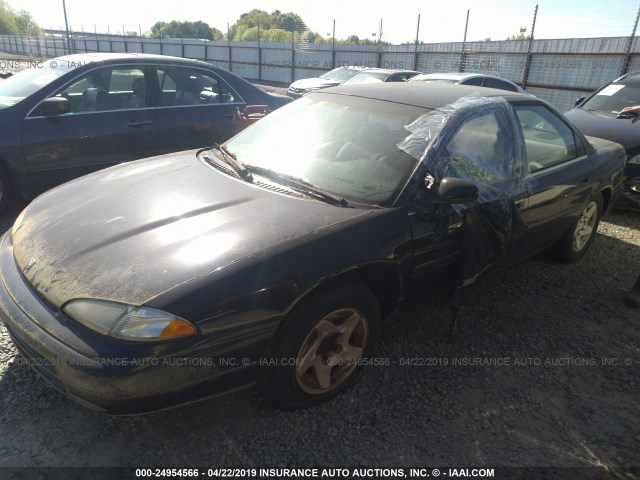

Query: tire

[0,167,10,215]
[554,194,602,262]
[258,280,381,410]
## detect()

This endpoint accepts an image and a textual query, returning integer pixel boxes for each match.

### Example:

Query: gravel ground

[1,53,639,477]
[0,207,639,474]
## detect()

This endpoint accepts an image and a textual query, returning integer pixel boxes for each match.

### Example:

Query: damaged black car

[0,83,625,414]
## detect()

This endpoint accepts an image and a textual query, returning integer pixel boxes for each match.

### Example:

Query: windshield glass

[0,62,75,109]
[319,67,359,82]
[342,71,390,85]
[224,93,425,206]
[582,82,640,115]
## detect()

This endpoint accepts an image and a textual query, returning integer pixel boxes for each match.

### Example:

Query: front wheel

[554,195,602,262]
[258,280,381,410]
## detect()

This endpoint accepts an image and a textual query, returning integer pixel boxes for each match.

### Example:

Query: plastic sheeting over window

[399,95,531,284]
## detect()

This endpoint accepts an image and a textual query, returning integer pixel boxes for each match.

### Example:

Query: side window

[515,105,583,173]
[462,77,484,87]
[157,67,239,107]
[483,78,518,92]
[55,67,146,113]
[439,112,511,183]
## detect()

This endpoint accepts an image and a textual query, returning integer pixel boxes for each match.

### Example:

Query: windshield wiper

[210,144,253,182]
[245,165,350,208]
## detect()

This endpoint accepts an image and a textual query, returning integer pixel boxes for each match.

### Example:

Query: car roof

[358,68,420,75]
[55,52,211,66]
[413,72,476,81]
[613,71,640,85]
[318,82,530,109]
[412,72,518,82]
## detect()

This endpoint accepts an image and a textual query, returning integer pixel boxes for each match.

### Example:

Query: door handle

[127,120,153,128]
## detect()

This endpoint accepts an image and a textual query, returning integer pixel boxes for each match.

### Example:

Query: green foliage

[149,20,220,40]
[0,2,41,35]
[228,9,308,41]
[15,10,41,35]
[506,28,531,41]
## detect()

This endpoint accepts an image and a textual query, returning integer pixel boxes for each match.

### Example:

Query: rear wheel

[554,195,602,262]
[258,280,381,409]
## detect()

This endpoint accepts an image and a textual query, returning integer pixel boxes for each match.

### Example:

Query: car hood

[289,78,340,90]
[11,152,371,308]
[565,107,640,154]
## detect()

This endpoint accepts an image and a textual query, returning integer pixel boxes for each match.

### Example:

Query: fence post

[227,23,232,71]
[291,30,295,83]
[621,4,640,76]
[331,19,336,69]
[257,21,262,81]
[414,14,421,71]
[376,19,383,68]
[522,4,538,89]
[459,10,470,72]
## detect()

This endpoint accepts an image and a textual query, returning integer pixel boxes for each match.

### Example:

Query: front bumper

[286,88,304,99]
[0,233,267,414]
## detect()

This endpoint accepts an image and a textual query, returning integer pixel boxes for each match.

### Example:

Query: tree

[0,2,42,35]
[148,20,216,40]
[506,28,531,41]
[228,9,310,41]
[15,10,41,35]
[211,27,224,41]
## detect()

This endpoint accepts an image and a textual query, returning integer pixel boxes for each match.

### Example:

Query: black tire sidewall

[258,280,381,410]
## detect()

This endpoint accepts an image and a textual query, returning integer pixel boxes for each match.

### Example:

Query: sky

[9,0,639,43]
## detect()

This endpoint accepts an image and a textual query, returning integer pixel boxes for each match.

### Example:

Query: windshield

[342,71,390,85]
[224,93,425,206]
[582,82,640,115]
[0,62,75,109]
[319,67,359,83]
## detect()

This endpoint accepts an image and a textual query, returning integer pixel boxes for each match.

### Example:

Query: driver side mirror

[575,96,585,107]
[431,177,479,204]
[33,97,70,117]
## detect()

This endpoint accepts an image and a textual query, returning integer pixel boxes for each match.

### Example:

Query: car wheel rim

[573,201,597,252]
[295,307,368,395]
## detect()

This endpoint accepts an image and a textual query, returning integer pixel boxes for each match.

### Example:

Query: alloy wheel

[295,307,368,395]
[573,201,598,252]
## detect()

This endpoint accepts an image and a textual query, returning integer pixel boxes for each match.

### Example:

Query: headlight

[63,299,197,341]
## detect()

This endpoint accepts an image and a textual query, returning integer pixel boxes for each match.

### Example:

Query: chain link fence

[1,3,639,112]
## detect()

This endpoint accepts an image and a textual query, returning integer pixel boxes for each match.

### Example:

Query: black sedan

[565,72,640,210]
[0,53,291,213]
[0,83,625,414]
